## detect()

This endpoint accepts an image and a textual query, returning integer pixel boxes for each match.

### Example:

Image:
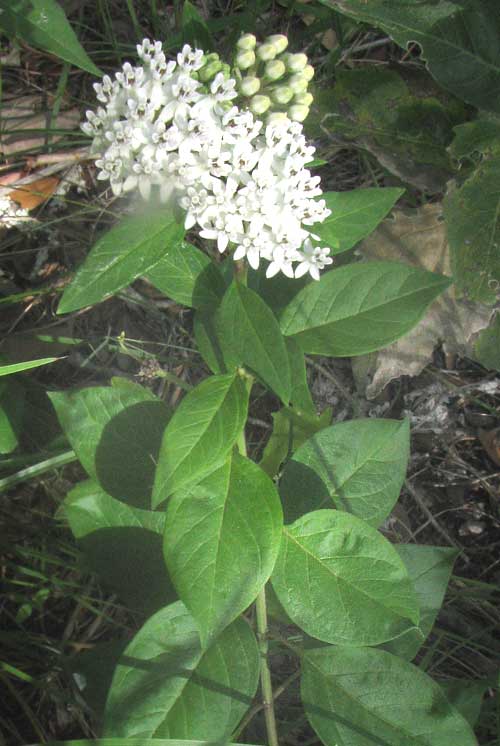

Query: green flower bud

[288,73,308,94]
[264,59,286,81]
[302,64,315,82]
[239,76,261,96]
[220,62,231,78]
[266,34,288,54]
[267,112,289,124]
[288,104,310,122]
[256,42,276,61]
[198,59,223,82]
[283,52,308,72]
[237,33,257,51]
[236,50,256,70]
[249,94,271,115]
[271,85,294,104]
[294,91,313,107]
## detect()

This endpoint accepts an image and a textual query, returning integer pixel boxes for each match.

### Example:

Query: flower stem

[256,586,280,746]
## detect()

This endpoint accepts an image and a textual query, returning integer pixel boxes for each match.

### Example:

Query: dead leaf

[0,94,79,157]
[352,203,495,398]
[9,176,60,209]
[478,428,500,467]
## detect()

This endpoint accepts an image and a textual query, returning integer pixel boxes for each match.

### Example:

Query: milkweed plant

[51,30,479,746]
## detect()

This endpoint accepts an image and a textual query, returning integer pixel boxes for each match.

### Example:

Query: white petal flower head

[295,239,333,281]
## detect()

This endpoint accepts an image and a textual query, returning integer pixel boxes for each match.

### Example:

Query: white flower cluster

[0,196,31,230]
[82,40,332,280]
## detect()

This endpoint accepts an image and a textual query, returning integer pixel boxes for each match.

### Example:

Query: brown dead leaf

[478,428,500,467]
[9,176,60,209]
[352,203,495,398]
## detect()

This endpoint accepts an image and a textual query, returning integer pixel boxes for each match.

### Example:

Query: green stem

[0,450,77,493]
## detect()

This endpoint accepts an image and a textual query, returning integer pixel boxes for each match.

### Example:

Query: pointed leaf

[279,418,409,526]
[286,338,316,416]
[316,188,404,254]
[164,454,283,646]
[280,261,451,356]
[58,211,185,313]
[153,373,249,506]
[103,602,259,739]
[0,357,58,376]
[271,510,419,645]
[0,0,102,76]
[215,281,291,404]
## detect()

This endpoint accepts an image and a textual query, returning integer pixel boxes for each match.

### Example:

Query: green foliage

[321,0,500,114]
[271,510,419,646]
[302,646,477,746]
[0,0,101,75]
[181,0,214,50]
[58,211,185,313]
[475,312,500,371]
[103,602,259,739]
[0,357,59,376]
[0,379,24,454]
[450,119,500,162]
[279,418,409,525]
[152,373,249,506]
[280,261,451,356]
[163,454,283,646]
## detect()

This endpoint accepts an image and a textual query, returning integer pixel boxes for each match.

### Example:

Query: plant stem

[256,587,280,746]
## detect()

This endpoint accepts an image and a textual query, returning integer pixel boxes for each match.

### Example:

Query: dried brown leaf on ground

[352,203,495,398]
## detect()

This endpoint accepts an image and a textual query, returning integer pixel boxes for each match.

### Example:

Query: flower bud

[239,76,261,96]
[302,64,315,82]
[237,33,257,51]
[249,94,271,115]
[288,104,309,122]
[288,73,308,94]
[271,85,294,104]
[283,52,308,72]
[236,50,256,70]
[266,34,288,54]
[256,42,276,61]
[267,112,289,124]
[198,59,223,82]
[294,91,313,107]
[264,59,286,81]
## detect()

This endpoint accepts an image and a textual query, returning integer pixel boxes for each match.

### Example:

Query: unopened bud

[294,91,313,107]
[288,73,308,94]
[271,85,294,104]
[236,50,256,70]
[264,59,286,81]
[283,53,308,72]
[266,34,288,54]
[249,94,271,115]
[237,33,257,51]
[239,76,261,96]
[288,104,309,122]
[302,64,315,82]
[220,62,231,78]
[267,112,289,124]
[198,60,223,82]
[256,42,276,61]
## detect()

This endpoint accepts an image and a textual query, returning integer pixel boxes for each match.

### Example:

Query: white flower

[295,239,333,280]
[0,197,32,229]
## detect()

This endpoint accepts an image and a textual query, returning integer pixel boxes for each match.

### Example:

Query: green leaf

[181,0,213,50]
[152,373,249,506]
[247,264,310,317]
[316,188,404,254]
[50,741,262,746]
[286,338,316,416]
[302,645,478,746]
[280,261,451,356]
[322,0,500,114]
[215,281,291,404]
[103,601,259,739]
[164,453,283,646]
[444,156,500,304]
[271,510,419,646]
[384,544,457,660]
[50,382,168,509]
[0,357,59,376]
[193,308,226,374]
[58,211,185,313]
[475,312,500,371]
[440,678,489,729]
[145,241,225,309]
[0,379,25,454]
[0,0,102,76]
[64,480,175,614]
[450,119,500,161]
[279,418,409,526]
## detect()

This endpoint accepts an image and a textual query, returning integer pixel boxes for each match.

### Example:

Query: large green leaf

[316,188,404,254]
[50,381,169,509]
[58,211,185,313]
[440,678,489,729]
[181,0,213,50]
[64,480,174,615]
[302,646,477,746]
[322,0,500,114]
[215,281,291,404]
[279,418,409,526]
[444,156,500,304]
[450,119,500,162]
[193,307,226,374]
[383,544,457,660]
[164,454,283,646]
[0,0,101,75]
[145,241,225,309]
[280,261,451,356]
[50,741,261,746]
[286,338,316,416]
[0,379,24,454]
[0,357,58,376]
[103,601,259,739]
[271,510,419,646]
[475,312,500,371]
[152,373,249,506]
